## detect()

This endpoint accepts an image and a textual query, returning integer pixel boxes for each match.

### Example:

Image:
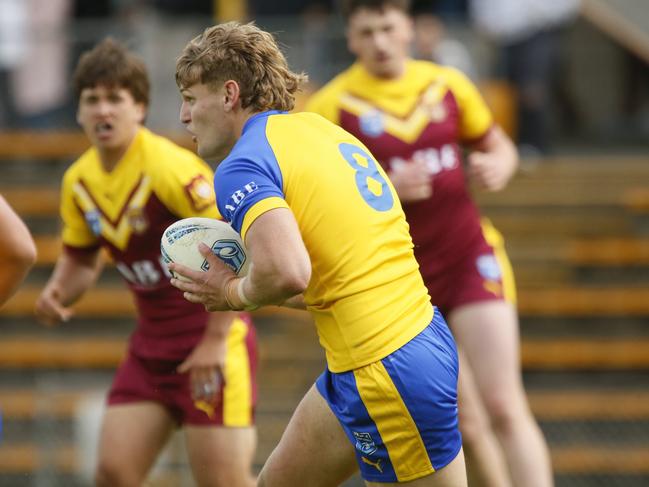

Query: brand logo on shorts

[362,456,383,473]
[352,431,377,455]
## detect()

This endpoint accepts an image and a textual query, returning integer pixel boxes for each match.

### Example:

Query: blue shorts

[316,310,461,483]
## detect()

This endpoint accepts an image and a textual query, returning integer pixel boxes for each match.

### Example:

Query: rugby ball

[160,217,249,278]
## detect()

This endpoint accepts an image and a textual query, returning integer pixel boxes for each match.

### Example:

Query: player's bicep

[447,69,493,141]
[245,207,311,288]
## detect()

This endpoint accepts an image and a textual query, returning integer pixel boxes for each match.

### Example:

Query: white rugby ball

[160,217,249,278]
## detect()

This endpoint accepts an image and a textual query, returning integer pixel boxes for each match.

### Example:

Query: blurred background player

[171,21,467,487]
[306,1,553,486]
[34,38,257,487]
[469,0,580,156]
[0,195,36,307]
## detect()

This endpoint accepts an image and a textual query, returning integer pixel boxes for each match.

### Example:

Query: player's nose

[179,101,191,125]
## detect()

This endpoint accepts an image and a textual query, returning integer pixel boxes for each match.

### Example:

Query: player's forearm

[0,260,34,305]
[203,311,237,340]
[485,126,519,185]
[46,251,102,306]
[0,196,37,304]
[282,294,306,309]
[240,262,308,308]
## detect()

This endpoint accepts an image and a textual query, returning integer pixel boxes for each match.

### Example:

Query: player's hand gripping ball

[161,217,249,280]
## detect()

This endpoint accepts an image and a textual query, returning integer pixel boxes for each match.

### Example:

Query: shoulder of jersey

[306,68,355,109]
[63,145,97,182]
[143,130,204,163]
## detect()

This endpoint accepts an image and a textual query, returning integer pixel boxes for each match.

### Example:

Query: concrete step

[0,335,647,371]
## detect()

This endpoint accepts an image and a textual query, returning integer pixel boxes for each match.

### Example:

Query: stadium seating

[1,133,649,486]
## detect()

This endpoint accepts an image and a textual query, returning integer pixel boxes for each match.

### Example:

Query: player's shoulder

[140,128,204,166]
[418,60,476,93]
[140,128,212,176]
[62,147,98,187]
[406,59,466,84]
[305,66,356,112]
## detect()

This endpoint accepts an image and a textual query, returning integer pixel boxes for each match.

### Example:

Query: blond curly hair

[176,22,308,112]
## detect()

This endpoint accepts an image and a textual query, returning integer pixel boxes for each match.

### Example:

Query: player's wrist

[237,277,259,311]
[223,277,259,311]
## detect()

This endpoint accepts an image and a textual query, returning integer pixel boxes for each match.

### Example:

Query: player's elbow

[276,265,310,297]
[6,237,37,271]
[19,238,38,269]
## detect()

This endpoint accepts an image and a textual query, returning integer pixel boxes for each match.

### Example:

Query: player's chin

[195,140,215,159]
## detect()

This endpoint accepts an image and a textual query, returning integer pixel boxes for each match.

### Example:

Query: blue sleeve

[214,156,285,233]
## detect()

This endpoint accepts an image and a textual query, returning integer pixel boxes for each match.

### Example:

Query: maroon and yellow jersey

[60,128,218,359]
[306,60,494,282]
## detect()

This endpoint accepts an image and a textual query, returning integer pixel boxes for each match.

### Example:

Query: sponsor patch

[84,210,101,236]
[359,110,385,137]
[476,254,502,281]
[185,174,216,211]
[353,431,378,456]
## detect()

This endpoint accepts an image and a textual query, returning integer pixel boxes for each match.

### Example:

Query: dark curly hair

[73,38,150,107]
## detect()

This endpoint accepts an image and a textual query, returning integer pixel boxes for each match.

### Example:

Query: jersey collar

[242,110,286,134]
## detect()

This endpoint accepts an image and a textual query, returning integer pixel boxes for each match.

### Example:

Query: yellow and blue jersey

[215,110,434,372]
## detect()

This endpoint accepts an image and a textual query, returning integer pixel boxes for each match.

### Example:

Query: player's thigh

[97,401,174,475]
[455,347,491,435]
[365,449,467,487]
[184,425,256,487]
[258,384,358,487]
[448,300,525,406]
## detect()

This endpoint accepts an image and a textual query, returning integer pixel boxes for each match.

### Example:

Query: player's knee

[483,393,525,434]
[458,409,488,444]
[95,459,142,487]
[193,460,255,487]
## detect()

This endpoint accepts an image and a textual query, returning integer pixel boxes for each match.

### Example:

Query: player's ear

[223,80,241,112]
[135,102,147,124]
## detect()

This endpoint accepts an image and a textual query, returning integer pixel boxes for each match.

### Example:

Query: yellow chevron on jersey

[61,128,218,250]
[305,60,493,143]
[71,174,153,248]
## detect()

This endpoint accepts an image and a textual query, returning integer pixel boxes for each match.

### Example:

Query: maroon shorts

[426,220,517,316]
[107,316,257,426]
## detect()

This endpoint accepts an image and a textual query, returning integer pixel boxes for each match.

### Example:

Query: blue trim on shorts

[316,311,462,482]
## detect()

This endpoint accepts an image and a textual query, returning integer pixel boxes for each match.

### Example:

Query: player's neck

[96,128,139,172]
[362,59,406,80]
[98,146,128,172]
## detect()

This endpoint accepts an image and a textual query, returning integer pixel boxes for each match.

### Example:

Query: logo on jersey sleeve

[476,254,502,281]
[185,174,216,211]
[223,181,259,222]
